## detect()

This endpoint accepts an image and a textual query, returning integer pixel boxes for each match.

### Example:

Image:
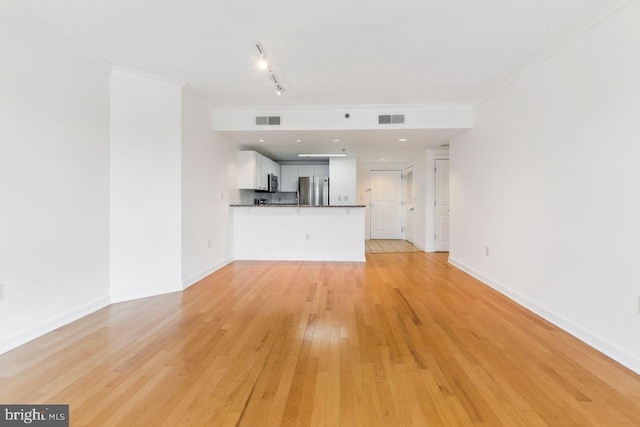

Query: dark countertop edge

[230,204,366,208]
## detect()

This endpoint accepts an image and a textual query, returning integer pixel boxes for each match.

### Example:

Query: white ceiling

[221,128,460,162]
[6,0,612,160]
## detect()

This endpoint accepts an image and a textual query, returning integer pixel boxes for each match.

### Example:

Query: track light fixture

[256,42,285,96]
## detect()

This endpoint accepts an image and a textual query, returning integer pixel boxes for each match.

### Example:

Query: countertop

[230,204,366,208]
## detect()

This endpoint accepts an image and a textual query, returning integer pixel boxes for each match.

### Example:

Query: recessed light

[296,139,302,143]
[380,157,386,161]
[258,139,265,143]
[258,59,269,70]
[398,138,408,142]
[332,139,340,142]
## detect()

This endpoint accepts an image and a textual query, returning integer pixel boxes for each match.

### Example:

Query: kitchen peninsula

[231,204,366,262]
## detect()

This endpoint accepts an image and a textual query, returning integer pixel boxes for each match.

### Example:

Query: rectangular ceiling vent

[378,114,405,124]
[256,116,281,125]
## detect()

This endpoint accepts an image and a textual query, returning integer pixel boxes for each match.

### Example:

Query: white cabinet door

[314,165,329,177]
[281,165,299,192]
[298,165,314,177]
[238,151,257,189]
[238,150,280,190]
[273,161,281,179]
[257,154,268,190]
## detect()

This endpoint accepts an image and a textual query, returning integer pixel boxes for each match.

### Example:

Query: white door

[434,159,450,252]
[370,170,402,239]
[404,167,414,243]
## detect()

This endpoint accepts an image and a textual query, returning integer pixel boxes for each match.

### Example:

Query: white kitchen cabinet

[298,165,314,177]
[280,164,329,192]
[238,150,273,190]
[257,154,268,190]
[281,165,299,192]
[314,165,329,177]
[298,164,329,177]
[269,159,281,179]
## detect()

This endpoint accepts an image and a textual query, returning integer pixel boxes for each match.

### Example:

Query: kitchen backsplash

[239,189,298,205]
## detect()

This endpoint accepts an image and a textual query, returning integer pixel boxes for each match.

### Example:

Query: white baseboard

[448,257,640,376]
[0,296,111,356]
[110,282,183,304]
[182,258,233,290]
[412,242,426,251]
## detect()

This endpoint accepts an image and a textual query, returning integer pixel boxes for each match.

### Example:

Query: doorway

[434,159,449,252]
[370,170,402,239]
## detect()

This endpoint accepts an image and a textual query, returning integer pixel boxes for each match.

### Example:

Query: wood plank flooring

[1,253,639,426]
[365,239,421,253]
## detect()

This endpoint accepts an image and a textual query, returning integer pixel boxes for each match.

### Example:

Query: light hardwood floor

[365,239,421,253]
[1,253,639,426]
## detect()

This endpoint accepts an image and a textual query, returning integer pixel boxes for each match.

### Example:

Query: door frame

[425,151,449,252]
[434,159,450,252]
[403,165,414,243]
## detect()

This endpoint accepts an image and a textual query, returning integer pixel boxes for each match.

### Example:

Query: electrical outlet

[0,283,4,300]
[305,233,310,240]
[338,195,342,201]
[485,246,490,256]
[221,193,224,200]
[208,240,211,249]
[344,195,349,201]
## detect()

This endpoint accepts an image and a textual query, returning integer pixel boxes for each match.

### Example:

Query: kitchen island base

[232,206,365,262]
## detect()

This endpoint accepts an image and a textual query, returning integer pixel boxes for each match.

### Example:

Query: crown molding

[111,66,186,90]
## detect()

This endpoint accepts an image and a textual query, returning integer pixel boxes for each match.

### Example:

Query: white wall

[110,69,184,302]
[0,5,111,353]
[329,158,357,205]
[181,90,236,287]
[450,1,640,374]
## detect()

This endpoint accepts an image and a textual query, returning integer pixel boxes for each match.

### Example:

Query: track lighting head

[256,41,285,96]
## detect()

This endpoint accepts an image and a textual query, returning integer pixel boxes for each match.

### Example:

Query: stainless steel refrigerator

[299,177,329,205]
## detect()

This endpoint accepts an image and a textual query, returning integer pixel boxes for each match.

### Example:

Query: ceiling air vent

[255,116,281,125]
[378,114,405,124]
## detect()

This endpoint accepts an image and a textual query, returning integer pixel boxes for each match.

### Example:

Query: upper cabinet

[314,165,329,177]
[280,165,299,192]
[298,164,329,177]
[237,150,280,190]
[280,163,330,192]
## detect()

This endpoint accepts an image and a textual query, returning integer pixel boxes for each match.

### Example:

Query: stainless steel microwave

[268,174,279,193]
